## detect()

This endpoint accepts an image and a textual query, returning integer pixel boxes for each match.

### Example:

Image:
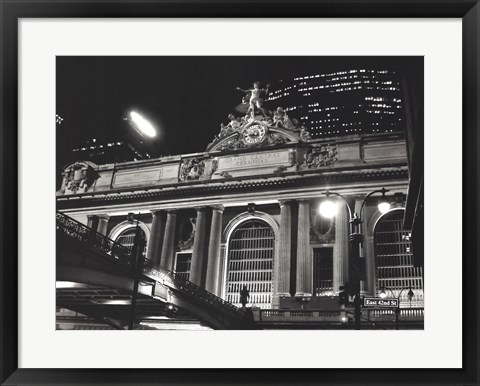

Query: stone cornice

[57,167,409,211]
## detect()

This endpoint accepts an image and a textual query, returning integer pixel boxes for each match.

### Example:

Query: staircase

[56,212,253,329]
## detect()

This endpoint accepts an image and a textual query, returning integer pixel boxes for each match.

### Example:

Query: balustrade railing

[56,212,133,265]
[56,212,245,319]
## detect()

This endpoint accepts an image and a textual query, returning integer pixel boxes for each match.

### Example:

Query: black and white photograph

[55,56,424,331]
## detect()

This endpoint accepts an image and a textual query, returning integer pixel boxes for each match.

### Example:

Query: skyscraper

[266,68,404,138]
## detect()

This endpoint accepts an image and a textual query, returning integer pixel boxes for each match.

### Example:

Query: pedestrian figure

[240,285,250,308]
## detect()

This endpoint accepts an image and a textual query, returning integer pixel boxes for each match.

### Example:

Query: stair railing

[56,211,245,319]
[142,259,245,318]
[56,212,134,266]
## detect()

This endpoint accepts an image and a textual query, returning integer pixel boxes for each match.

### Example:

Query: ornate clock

[241,123,267,146]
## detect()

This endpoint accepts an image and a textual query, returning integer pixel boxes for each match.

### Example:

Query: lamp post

[319,188,391,330]
[379,287,414,330]
[127,212,145,330]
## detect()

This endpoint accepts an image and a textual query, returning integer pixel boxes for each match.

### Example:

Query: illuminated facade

[56,109,424,328]
[267,69,404,138]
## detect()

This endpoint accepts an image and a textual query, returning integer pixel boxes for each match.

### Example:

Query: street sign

[363,297,399,308]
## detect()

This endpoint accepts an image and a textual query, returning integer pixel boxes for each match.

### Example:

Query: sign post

[363,297,399,308]
[363,297,400,329]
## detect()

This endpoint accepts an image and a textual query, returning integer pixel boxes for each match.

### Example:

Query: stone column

[146,210,166,266]
[87,215,99,232]
[217,244,227,297]
[274,200,292,305]
[295,199,312,296]
[97,214,110,236]
[205,205,224,295]
[160,210,177,270]
[333,202,349,292]
[189,207,208,287]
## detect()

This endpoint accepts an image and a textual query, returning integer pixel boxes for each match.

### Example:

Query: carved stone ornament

[206,106,312,152]
[219,138,246,152]
[179,158,205,181]
[61,162,99,195]
[209,159,218,176]
[310,213,336,244]
[304,145,338,168]
[178,217,196,250]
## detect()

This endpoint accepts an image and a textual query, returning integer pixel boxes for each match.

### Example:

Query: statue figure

[180,158,205,181]
[219,123,232,138]
[273,107,295,130]
[299,127,312,141]
[226,113,242,131]
[236,82,270,120]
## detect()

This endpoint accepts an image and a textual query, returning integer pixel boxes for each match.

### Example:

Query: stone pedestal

[295,199,312,297]
[205,206,224,295]
[160,210,177,270]
[146,210,166,266]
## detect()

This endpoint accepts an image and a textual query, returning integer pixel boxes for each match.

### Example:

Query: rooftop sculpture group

[207,82,312,152]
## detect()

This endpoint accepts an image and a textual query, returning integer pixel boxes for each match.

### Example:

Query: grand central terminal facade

[56,110,424,329]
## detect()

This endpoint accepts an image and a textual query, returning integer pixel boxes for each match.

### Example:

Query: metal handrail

[142,259,245,317]
[56,212,134,265]
[56,212,245,319]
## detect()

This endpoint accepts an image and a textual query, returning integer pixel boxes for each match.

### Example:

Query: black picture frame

[1,1,478,385]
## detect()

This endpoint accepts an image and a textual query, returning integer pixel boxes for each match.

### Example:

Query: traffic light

[339,283,349,305]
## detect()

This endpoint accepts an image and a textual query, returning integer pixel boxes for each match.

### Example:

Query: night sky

[56,56,422,172]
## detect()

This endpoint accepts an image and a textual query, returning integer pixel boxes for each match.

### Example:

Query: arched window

[374,209,424,307]
[115,227,147,257]
[225,219,274,309]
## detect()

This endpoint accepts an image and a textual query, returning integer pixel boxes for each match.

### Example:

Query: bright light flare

[319,200,338,218]
[378,201,391,214]
[130,111,157,138]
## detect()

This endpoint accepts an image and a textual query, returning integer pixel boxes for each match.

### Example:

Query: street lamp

[319,188,391,330]
[378,287,395,299]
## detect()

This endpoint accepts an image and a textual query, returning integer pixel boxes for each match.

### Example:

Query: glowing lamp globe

[377,201,391,214]
[319,200,338,218]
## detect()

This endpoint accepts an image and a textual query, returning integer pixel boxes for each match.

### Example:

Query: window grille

[313,247,334,295]
[225,220,274,309]
[175,252,192,280]
[374,210,423,307]
[115,227,147,257]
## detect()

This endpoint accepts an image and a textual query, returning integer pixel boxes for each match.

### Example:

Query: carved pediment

[207,115,311,152]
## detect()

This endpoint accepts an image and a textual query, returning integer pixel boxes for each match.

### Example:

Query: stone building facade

[57,118,424,317]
